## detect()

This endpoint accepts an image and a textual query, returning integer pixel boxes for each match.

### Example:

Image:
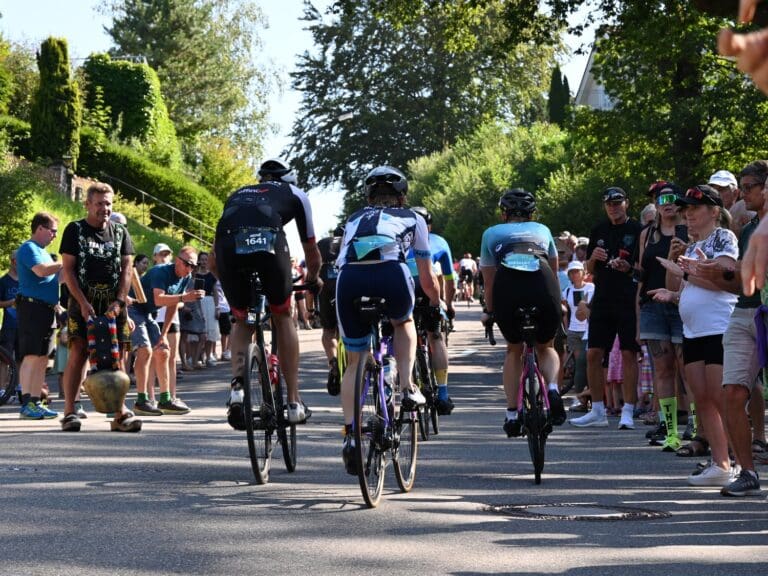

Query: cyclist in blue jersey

[479,189,567,437]
[408,206,456,414]
[336,166,442,474]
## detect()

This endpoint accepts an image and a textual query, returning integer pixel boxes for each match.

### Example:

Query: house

[574,45,615,110]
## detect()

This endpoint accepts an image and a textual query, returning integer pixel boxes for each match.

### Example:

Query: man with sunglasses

[129,246,205,417]
[59,183,135,432]
[708,170,755,237]
[570,187,643,430]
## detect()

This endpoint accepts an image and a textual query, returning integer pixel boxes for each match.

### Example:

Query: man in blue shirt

[129,245,205,416]
[16,213,63,420]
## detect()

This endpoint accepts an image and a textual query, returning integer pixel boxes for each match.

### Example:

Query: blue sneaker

[39,402,58,419]
[20,402,45,420]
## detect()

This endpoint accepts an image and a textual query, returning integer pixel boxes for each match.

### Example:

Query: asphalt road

[2,304,767,576]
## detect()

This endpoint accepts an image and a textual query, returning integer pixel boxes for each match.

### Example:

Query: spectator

[0,250,19,360]
[708,170,754,237]
[148,244,182,401]
[16,213,62,420]
[562,260,594,402]
[570,187,642,430]
[196,251,220,366]
[650,184,738,487]
[60,183,138,432]
[640,203,657,226]
[214,280,231,361]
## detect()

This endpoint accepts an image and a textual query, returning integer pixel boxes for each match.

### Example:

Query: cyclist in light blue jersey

[407,206,456,414]
[479,189,567,438]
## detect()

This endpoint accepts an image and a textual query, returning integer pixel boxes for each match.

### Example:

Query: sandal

[110,410,142,433]
[61,413,82,432]
[752,439,767,454]
[676,436,709,457]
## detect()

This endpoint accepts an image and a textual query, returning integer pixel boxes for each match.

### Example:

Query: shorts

[566,330,586,354]
[201,295,220,341]
[682,334,724,366]
[215,231,292,317]
[722,307,762,389]
[493,266,561,345]
[414,285,441,333]
[639,301,683,343]
[128,307,161,350]
[158,322,179,334]
[67,288,130,347]
[336,261,414,352]
[218,312,232,336]
[317,279,337,330]
[588,298,640,353]
[16,298,55,359]
[460,269,474,283]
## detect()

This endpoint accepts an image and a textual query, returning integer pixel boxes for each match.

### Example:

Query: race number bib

[235,228,277,255]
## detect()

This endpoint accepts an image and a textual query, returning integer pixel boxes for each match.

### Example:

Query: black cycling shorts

[214,230,293,316]
[317,279,337,330]
[682,334,724,366]
[493,265,561,345]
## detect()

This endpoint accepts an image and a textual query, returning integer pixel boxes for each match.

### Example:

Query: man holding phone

[129,246,205,416]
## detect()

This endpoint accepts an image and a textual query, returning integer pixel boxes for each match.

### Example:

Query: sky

[1,1,589,254]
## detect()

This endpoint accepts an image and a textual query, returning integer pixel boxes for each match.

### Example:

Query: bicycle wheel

[354,354,385,508]
[523,359,546,484]
[274,365,297,473]
[393,403,418,492]
[412,352,429,441]
[0,346,17,407]
[243,342,273,484]
[418,347,440,436]
[560,350,576,395]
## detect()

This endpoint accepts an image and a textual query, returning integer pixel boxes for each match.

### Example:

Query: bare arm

[302,240,322,282]
[481,265,496,311]
[416,258,440,305]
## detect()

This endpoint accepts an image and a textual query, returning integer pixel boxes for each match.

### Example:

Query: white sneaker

[618,414,635,430]
[228,386,244,407]
[569,410,608,427]
[402,387,427,407]
[222,350,232,361]
[287,402,311,423]
[688,464,731,487]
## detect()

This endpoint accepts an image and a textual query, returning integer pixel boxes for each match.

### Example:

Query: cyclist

[458,253,476,302]
[336,165,441,474]
[408,206,456,414]
[479,189,566,437]
[210,158,322,427]
[317,225,344,395]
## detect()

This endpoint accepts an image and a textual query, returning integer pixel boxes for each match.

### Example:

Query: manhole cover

[488,503,671,521]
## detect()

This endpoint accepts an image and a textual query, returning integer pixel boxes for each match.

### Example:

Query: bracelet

[682,272,689,281]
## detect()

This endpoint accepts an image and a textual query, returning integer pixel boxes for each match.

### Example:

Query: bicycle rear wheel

[0,346,18,407]
[560,350,576,395]
[354,354,385,508]
[419,347,440,436]
[523,364,546,485]
[413,351,430,441]
[393,403,418,492]
[274,365,297,473]
[243,343,274,484]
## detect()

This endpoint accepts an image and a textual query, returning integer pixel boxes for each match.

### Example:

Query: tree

[0,36,12,114]
[101,0,270,161]
[195,136,255,202]
[1,41,38,122]
[30,37,81,168]
[288,0,557,210]
[547,64,570,126]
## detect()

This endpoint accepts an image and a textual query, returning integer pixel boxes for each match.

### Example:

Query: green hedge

[0,114,31,157]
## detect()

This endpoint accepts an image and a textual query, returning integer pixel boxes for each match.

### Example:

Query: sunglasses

[739,181,765,193]
[178,256,196,268]
[43,225,58,234]
[604,199,624,206]
[657,193,677,206]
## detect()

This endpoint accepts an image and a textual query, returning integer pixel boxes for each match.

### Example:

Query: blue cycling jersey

[406,232,454,278]
[479,221,556,272]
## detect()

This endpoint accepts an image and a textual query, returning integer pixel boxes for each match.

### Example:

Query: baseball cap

[602,187,627,202]
[708,170,737,188]
[153,243,172,256]
[675,184,723,208]
[576,236,589,247]
[566,261,584,273]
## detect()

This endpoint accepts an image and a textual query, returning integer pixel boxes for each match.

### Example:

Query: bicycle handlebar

[485,322,496,346]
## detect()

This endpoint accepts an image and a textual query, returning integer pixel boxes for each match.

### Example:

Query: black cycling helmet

[364,165,408,198]
[333,225,345,237]
[411,206,432,225]
[258,158,297,185]
[499,188,536,217]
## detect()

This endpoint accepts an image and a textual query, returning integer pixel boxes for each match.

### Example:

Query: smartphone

[573,290,583,306]
[193,277,205,291]
[674,224,689,242]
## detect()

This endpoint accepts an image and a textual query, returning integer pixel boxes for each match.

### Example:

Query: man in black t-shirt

[570,187,642,430]
[59,182,138,432]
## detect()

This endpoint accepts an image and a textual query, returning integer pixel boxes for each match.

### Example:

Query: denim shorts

[639,301,683,344]
[128,307,161,350]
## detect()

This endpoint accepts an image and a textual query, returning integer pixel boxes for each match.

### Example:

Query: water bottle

[268,353,280,387]
[382,355,396,402]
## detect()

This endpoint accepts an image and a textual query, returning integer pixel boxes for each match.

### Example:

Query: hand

[668,237,688,261]
[79,299,95,320]
[191,289,205,301]
[591,247,608,263]
[480,311,494,327]
[305,276,323,296]
[446,304,455,320]
[608,257,631,273]
[656,256,684,278]
[647,288,676,304]
[719,26,768,95]
[127,316,135,332]
[107,300,122,318]
[575,300,590,321]
[740,0,760,22]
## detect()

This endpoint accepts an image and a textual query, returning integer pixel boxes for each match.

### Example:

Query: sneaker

[206,358,216,367]
[569,410,608,428]
[326,359,340,396]
[503,416,522,438]
[75,403,88,419]
[342,434,357,475]
[683,419,695,441]
[287,401,312,423]
[618,413,635,430]
[688,464,731,487]
[547,389,566,425]
[60,413,82,432]
[661,435,682,452]
[646,421,667,442]
[227,380,245,430]
[401,387,426,409]
[436,396,455,416]
[157,398,191,415]
[222,350,232,361]
[19,401,45,420]
[133,399,163,416]
[721,470,761,496]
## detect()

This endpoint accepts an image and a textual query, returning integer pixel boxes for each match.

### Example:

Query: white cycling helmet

[258,158,297,185]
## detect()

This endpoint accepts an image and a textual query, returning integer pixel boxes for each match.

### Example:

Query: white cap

[708,170,737,188]
[566,260,584,273]
[153,243,172,256]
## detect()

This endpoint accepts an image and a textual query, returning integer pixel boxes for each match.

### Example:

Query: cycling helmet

[333,225,345,237]
[499,188,536,217]
[364,165,408,198]
[411,206,432,225]
[258,158,297,185]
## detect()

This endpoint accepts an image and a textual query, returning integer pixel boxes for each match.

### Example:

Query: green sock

[137,393,148,403]
[659,397,678,439]
[689,402,697,436]
[159,391,172,403]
